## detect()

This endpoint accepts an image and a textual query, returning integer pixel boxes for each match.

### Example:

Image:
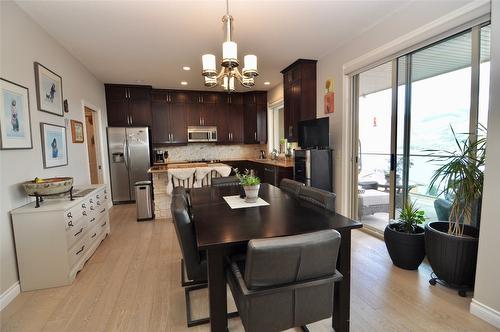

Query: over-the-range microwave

[187,126,218,142]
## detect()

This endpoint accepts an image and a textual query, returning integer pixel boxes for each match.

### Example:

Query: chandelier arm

[215,67,226,81]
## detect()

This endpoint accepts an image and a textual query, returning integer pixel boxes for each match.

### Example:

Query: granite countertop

[148,158,294,173]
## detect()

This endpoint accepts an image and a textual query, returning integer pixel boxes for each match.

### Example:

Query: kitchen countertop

[149,158,294,173]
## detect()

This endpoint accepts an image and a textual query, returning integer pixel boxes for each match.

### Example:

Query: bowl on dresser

[22,177,74,196]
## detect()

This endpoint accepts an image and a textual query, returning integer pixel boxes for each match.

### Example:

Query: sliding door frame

[349,19,490,230]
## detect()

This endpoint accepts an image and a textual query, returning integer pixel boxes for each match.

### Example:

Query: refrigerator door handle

[123,138,129,169]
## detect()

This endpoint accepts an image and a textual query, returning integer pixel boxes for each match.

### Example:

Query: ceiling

[16,0,470,92]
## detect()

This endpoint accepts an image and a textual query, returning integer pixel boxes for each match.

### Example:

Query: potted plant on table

[384,200,426,270]
[235,169,261,203]
[425,126,486,296]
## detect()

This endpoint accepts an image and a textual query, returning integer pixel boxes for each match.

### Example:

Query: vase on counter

[243,184,260,203]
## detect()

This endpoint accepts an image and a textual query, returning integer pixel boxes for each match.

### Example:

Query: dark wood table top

[190,183,363,250]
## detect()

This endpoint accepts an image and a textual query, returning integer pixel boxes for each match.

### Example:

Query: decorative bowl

[22,177,74,196]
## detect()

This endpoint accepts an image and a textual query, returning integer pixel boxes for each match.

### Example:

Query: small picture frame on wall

[0,78,33,149]
[70,119,84,143]
[40,122,68,168]
[34,62,64,116]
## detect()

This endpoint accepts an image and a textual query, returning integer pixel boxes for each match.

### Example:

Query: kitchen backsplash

[157,144,267,162]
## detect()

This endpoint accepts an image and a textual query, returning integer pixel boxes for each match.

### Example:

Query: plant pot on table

[243,184,260,203]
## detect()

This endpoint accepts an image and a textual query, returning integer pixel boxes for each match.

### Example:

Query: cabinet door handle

[171,133,174,141]
[74,228,84,236]
[129,114,133,125]
[76,246,85,255]
[255,132,257,141]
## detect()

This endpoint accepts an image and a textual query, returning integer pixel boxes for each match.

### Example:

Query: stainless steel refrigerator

[107,127,151,203]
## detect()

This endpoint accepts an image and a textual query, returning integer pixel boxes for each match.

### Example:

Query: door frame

[81,100,107,185]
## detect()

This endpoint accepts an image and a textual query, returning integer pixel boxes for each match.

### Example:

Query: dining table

[190,183,363,332]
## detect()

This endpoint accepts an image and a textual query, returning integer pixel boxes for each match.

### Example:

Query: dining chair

[298,186,336,213]
[279,178,305,197]
[170,191,238,327]
[226,229,343,332]
[211,175,240,187]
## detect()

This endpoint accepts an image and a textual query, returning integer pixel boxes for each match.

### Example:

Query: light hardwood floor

[1,204,497,332]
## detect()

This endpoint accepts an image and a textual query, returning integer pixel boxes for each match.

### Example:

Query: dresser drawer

[66,218,87,248]
[64,202,87,229]
[68,238,88,268]
[87,225,100,245]
[99,214,109,232]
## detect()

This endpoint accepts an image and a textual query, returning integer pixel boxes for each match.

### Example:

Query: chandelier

[201,0,258,92]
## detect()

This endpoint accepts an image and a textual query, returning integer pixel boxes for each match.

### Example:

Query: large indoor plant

[235,169,261,203]
[384,200,426,270]
[425,126,486,295]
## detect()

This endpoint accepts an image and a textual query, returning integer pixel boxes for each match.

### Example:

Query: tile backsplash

[156,144,267,162]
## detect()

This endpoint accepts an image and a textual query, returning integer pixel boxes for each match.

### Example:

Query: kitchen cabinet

[187,91,219,126]
[151,90,187,145]
[105,85,152,127]
[217,94,244,144]
[226,160,293,186]
[281,59,317,142]
[243,91,267,144]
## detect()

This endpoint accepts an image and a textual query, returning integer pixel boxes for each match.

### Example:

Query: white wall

[316,0,489,214]
[471,1,500,328]
[267,83,284,105]
[0,1,108,296]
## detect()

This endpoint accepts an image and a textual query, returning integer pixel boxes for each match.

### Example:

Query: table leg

[333,229,351,332]
[207,247,228,332]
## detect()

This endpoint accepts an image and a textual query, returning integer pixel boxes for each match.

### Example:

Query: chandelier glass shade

[202,0,258,92]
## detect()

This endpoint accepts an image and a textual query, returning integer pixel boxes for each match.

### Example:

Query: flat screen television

[298,118,329,149]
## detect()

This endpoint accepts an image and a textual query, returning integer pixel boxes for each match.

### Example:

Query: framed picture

[70,119,84,143]
[40,122,68,168]
[0,78,33,149]
[34,62,64,116]
[324,78,335,114]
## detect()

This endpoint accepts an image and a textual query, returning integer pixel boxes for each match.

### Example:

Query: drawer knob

[89,199,94,203]
[90,206,94,211]
[68,221,74,227]
[104,195,108,199]
[97,201,101,206]
[81,203,86,209]
[67,212,73,218]
[96,195,100,199]
[82,211,87,216]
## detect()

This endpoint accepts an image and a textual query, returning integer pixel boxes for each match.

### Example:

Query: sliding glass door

[353,22,490,232]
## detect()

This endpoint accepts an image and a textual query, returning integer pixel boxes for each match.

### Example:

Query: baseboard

[0,281,20,311]
[470,298,500,329]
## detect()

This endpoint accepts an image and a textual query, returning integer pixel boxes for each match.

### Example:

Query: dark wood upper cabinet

[105,84,152,127]
[151,89,187,145]
[281,59,317,142]
[217,94,244,144]
[243,91,267,144]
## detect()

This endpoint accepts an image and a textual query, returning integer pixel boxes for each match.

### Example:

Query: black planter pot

[425,221,479,291]
[384,224,425,270]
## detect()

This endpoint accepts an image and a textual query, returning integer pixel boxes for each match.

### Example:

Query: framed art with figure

[40,122,68,168]
[0,78,33,149]
[70,119,84,143]
[34,62,64,116]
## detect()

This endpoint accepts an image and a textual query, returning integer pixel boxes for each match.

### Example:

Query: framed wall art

[324,78,335,114]
[40,122,68,168]
[0,78,33,149]
[70,119,84,143]
[34,62,64,116]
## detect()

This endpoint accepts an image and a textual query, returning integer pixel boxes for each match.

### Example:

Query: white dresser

[11,184,111,291]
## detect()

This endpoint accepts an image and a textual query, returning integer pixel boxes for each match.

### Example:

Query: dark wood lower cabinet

[224,160,293,187]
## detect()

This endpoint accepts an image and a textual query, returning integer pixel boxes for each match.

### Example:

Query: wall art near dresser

[0,78,33,149]
[34,62,64,116]
[70,119,84,143]
[40,122,68,168]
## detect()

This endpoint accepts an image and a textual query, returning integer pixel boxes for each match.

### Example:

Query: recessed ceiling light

[264,81,271,85]
[181,81,188,85]
[183,66,191,71]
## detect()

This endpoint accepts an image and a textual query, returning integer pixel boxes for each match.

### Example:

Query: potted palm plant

[235,169,261,203]
[384,200,426,270]
[425,126,486,296]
